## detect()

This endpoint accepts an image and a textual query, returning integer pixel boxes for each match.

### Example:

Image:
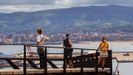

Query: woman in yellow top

[98,36,109,69]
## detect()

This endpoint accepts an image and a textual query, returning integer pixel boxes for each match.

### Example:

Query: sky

[0,0,133,13]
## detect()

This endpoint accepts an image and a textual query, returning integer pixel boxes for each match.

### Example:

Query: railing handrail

[0,44,112,75]
[0,44,96,51]
[27,45,97,51]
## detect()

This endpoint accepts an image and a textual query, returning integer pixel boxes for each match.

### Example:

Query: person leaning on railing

[63,34,73,68]
[36,28,49,68]
[97,36,109,70]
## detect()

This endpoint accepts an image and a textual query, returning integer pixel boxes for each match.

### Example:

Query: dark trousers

[64,48,73,67]
[37,47,45,68]
[65,49,73,59]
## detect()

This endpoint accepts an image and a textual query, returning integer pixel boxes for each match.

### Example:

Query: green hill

[0,5,133,33]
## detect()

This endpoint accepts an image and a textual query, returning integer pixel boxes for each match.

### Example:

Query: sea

[0,41,133,75]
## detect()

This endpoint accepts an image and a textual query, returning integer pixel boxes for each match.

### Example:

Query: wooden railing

[0,44,112,75]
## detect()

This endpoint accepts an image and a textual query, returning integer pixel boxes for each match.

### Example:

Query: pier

[0,44,127,75]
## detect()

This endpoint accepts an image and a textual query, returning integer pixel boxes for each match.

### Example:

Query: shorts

[100,51,108,57]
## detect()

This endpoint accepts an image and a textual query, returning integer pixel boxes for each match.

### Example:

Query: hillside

[0,5,133,33]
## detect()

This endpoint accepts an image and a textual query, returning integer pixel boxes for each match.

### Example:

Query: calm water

[0,42,133,75]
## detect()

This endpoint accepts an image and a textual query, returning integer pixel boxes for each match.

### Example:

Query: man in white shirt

[36,28,49,68]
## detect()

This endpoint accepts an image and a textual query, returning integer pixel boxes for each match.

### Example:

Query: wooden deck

[0,52,132,64]
[0,44,133,75]
[113,52,133,62]
[1,51,132,65]
[1,44,133,75]
[0,51,112,75]
[0,68,110,75]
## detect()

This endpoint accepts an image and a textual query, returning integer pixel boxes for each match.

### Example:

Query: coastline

[78,41,133,44]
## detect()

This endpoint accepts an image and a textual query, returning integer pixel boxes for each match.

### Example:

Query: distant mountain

[0,5,133,33]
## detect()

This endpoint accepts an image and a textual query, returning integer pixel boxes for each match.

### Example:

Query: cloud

[54,0,97,6]
[54,0,133,7]
[0,0,54,5]
[53,0,133,9]
[0,5,72,13]
[0,0,133,13]
[0,0,133,6]
[55,0,73,5]
[0,5,41,13]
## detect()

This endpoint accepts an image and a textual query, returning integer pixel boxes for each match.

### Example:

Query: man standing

[63,34,73,68]
[36,28,49,68]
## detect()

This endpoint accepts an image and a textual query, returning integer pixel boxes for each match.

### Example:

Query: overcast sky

[0,0,133,13]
